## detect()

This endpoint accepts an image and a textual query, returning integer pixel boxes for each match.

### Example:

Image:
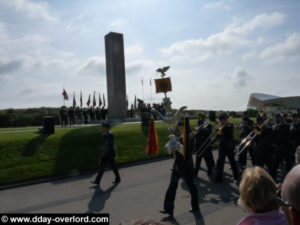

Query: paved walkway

[0,154,248,225]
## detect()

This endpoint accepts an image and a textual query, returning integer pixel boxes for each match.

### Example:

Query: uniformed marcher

[237,116,255,169]
[273,113,292,180]
[290,113,300,165]
[160,120,199,217]
[252,116,274,176]
[91,123,121,185]
[214,113,240,183]
[83,108,88,124]
[193,118,215,177]
[68,107,75,125]
[59,106,68,127]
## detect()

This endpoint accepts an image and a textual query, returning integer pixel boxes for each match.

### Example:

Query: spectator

[237,166,288,225]
[296,146,300,164]
[281,165,300,225]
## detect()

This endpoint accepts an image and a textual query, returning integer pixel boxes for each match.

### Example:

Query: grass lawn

[0,118,243,186]
[0,126,41,131]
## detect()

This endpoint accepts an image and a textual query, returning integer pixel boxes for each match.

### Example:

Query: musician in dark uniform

[214,113,240,183]
[290,113,300,165]
[253,116,274,176]
[237,116,255,169]
[91,123,121,186]
[160,121,199,217]
[83,108,88,124]
[59,106,68,127]
[193,118,215,177]
[273,113,292,180]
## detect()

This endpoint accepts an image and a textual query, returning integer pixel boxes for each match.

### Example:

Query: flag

[103,94,106,108]
[146,117,159,155]
[62,88,68,100]
[80,91,82,108]
[93,91,96,108]
[73,92,76,107]
[87,94,91,107]
[134,95,136,110]
[182,116,191,160]
[99,93,102,107]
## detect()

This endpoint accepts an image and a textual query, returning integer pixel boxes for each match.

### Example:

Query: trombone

[195,117,232,158]
[235,119,270,156]
[190,121,210,139]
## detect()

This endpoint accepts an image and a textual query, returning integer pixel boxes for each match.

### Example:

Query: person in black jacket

[193,118,215,177]
[214,113,240,183]
[273,113,291,180]
[237,116,255,169]
[253,116,274,176]
[91,123,121,186]
[160,121,199,217]
[290,113,300,165]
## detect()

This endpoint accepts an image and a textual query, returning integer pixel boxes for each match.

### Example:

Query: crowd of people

[159,110,300,224]
[89,108,300,225]
[59,106,109,126]
[59,105,137,126]
[192,111,300,183]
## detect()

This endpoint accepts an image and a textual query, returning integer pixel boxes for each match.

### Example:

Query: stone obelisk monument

[105,32,127,121]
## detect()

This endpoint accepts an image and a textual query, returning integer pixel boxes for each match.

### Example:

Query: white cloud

[260,33,300,63]
[229,12,285,36]
[125,45,144,59]
[0,21,7,40]
[203,1,231,10]
[108,18,127,30]
[0,0,58,22]
[0,59,24,75]
[77,57,106,77]
[232,67,252,87]
[161,12,285,63]
[126,59,154,76]
[242,51,257,61]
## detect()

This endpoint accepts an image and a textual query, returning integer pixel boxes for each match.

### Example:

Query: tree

[247,108,258,118]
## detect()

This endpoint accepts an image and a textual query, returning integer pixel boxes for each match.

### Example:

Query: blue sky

[0,0,300,110]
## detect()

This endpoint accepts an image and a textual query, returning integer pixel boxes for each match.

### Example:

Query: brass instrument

[195,117,232,158]
[190,121,209,139]
[235,119,270,156]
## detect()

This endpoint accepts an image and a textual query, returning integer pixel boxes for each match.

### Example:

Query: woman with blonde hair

[237,166,288,225]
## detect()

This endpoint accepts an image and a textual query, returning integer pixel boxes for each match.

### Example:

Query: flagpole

[142,77,144,101]
[150,77,152,105]
[63,87,65,107]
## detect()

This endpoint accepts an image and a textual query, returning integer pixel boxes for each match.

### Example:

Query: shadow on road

[53,127,102,184]
[22,132,50,156]
[161,215,180,225]
[86,183,118,213]
[195,171,240,205]
[193,210,206,225]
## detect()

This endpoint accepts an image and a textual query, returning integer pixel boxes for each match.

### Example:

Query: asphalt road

[0,153,248,225]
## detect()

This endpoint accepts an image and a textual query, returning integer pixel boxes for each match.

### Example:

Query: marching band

[158,109,300,217]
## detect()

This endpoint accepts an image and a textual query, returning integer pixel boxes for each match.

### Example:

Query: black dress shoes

[189,208,200,213]
[112,178,121,184]
[159,210,173,217]
[90,181,99,185]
